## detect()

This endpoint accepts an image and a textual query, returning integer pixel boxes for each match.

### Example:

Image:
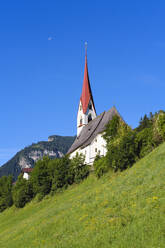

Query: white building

[68,50,122,165]
[22,168,33,180]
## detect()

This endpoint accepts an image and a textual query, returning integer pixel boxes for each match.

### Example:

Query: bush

[0,175,13,212]
[94,156,109,178]
[12,175,33,208]
[30,156,51,196]
[35,193,45,202]
[135,111,165,159]
[107,130,137,171]
[69,153,89,184]
[48,156,70,193]
[103,115,137,172]
[153,111,165,143]
[103,115,121,143]
[135,127,155,159]
[94,111,165,178]
[135,114,153,132]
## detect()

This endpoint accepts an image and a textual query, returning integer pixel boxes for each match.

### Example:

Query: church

[67,49,122,165]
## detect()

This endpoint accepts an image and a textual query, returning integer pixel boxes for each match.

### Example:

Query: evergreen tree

[30,156,51,197]
[136,114,152,132]
[12,175,33,208]
[69,153,89,184]
[48,156,70,193]
[0,175,13,212]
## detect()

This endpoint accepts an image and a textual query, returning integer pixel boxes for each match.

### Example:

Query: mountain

[0,142,165,247]
[0,135,75,181]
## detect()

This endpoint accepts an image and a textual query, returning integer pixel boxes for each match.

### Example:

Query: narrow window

[80,117,82,125]
[89,103,92,110]
[88,114,92,123]
[95,148,97,153]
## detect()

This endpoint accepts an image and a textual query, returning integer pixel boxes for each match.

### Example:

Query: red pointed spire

[80,46,96,114]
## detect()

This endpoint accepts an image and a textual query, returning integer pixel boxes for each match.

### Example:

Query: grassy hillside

[0,143,165,248]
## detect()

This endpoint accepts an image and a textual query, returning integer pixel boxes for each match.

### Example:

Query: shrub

[35,193,45,202]
[103,115,137,172]
[135,127,155,158]
[107,130,137,171]
[69,153,89,184]
[0,175,13,212]
[94,156,109,178]
[135,111,165,159]
[30,156,51,196]
[12,175,33,208]
[153,111,165,143]
[135,114,153,132]
[103,115,121,143]
[48,156,70,193]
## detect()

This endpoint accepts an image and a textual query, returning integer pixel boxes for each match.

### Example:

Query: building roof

[80,54,96,114]
[22,168,33,173]
[67,106,122,154]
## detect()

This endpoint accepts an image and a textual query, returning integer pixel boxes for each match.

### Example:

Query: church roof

[67,106,122,154]
[80,54,96,114]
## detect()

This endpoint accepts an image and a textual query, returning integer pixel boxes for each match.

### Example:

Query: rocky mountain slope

[0,135,75,181]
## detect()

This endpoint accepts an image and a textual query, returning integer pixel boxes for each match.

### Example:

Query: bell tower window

[88,114,92,123]
[80,117,82,125]
[88,103,92,110]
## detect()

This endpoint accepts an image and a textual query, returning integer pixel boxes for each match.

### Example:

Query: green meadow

[0,142,165,248]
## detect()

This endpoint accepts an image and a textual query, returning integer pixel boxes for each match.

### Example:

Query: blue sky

[0,0,165,165]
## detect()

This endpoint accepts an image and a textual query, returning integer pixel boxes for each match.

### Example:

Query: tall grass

[0,143,165,248]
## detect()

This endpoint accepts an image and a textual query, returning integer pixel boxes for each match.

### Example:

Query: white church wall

[88,133,107,164]
[70,133,107,165]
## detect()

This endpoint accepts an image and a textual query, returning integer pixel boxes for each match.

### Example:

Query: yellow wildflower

[152,196,158,201]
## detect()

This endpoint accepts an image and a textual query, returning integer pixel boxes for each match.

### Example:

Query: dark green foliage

[35,193,45,202]
[0,176,13,212]
[94,154,101,163]
[48,156,70,193]
[0,135,76,181]
[135,111,165,159]
[12,175,33,208]
[103,115,121,143]
[69,153,89,184]
[135,127,155,158]
[94,156,109,178]
[155,111,165,141]
[96,110,165,178]
[102,115,137,173]
[11,152,90,207]
[107,130,137,171]
[30,157,51,196]
[136,114,153,132]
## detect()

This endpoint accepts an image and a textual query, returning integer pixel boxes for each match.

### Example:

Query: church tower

[77,46,96,136]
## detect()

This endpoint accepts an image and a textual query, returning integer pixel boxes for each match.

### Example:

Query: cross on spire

[85,41,87,57]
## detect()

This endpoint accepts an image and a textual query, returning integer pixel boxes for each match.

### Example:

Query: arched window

[80,117,82,125]
[88,103,92,110]
[88,114,92,123]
